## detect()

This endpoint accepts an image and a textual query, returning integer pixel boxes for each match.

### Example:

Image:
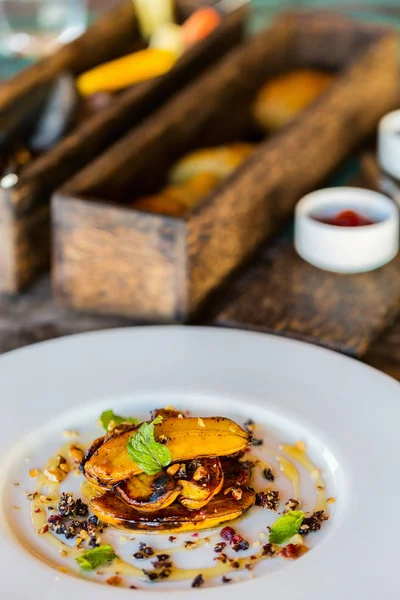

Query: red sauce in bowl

[314,210,375,227]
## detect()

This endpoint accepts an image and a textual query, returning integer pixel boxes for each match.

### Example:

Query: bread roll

[133,173,221,217]
[169,143,255,185]
[252,69,334,132]
[133,144,255,217]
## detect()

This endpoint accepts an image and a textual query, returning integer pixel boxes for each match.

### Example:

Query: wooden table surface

[0,264,399,385]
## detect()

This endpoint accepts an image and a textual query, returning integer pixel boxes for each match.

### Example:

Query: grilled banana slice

[91,486,256,532]
[114,472,182,512]
[178,457,224,510]
[85,417,250,488]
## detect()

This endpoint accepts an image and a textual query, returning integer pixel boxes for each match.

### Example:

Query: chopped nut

[106,576,122,587]
[263,468,275,482]
[256,489,279,511]
[143,570,159,582]
[243,419,256,433]
[39,524,49,535]
[75,498,88,517]
[166,464,180,477]
[232,488,243,501]
[44,469,59,483]
[158,434,170,445]
[59,463,69,474]
[192,574,204,588]
[13,506,20,510]
[278,543,300,560]
[69,445,84,464]
[193,466,208,481]
[197,418,205,428]
[285,498,300,512]
[58,493,76,517]
[261,543,275,557]
[26,492,37,501]
[29,469,40,478]
[214,553,228,564]
[290,534,303,546]
[299,511,327,535]
[214,542,226,553]
[251,437,263,446]
[63,430,79,438]
[39,495,53,504]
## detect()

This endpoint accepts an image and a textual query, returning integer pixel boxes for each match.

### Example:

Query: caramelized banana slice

[178,457,224,510]
[91,487,256,532]
[80,436,105,471]
[85,417,250,488]
[114,472,182,512]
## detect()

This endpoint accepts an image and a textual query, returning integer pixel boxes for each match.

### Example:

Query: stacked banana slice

[83,414,256,533]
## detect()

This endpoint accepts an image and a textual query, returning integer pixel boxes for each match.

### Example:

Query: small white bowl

[294,187,399,273]
[378,110,400,181]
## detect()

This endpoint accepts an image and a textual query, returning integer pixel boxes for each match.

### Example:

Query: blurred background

[1,0,400,377]
[1,0,400,80]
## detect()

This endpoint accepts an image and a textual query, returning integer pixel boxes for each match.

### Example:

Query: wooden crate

[0,0,248,294]
[52,11,399,323]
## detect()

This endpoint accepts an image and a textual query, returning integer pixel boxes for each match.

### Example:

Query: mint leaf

[76,545,117,571]
[269,511,305,545]
[100,410,138,431]
[127,415,172,475]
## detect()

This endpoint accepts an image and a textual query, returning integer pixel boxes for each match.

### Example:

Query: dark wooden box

[0,0,248,294]
[52,12,399,323]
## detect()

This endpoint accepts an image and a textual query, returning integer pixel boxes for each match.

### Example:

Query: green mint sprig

[127,415,171,475]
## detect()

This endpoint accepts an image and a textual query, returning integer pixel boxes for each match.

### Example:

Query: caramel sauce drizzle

[280,442,327,512]
[30,437,331,587]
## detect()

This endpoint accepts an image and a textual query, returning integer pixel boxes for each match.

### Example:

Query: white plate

[0,326,399,599]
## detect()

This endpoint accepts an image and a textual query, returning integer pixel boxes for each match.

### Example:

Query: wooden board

[0,0,248,294]
[216,240,400,357]
[365,319,400,379]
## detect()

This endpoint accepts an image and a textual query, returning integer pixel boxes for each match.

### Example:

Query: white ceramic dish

[0,326,399,599]
[294,187,399,273]
[378,109,400,181]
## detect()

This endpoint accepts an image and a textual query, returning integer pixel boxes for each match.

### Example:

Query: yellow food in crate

[76,48,177,96]
[133,0,175,39]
